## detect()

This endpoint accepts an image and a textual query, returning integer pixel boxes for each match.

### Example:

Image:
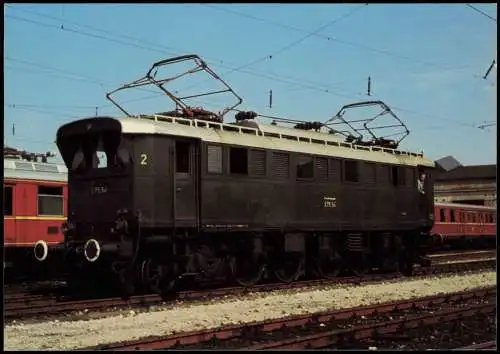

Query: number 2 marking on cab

[140,153,148,165]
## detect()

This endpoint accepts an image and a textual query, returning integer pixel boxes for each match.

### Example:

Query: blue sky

[4,3,497,165]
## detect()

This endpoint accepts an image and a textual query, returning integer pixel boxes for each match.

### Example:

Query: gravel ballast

[4,271,496,351]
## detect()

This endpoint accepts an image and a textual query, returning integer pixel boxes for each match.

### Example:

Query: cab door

[173,139,199,228]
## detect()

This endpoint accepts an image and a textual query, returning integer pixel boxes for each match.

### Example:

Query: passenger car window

[439,209,446,222]
[38,186,64,216]
[4,186,13,216]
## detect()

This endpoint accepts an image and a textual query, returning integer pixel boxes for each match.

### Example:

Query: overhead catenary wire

[203,4,476,72]
[465,4,497,23]
[4,5,493,133]
[4,6,360,93]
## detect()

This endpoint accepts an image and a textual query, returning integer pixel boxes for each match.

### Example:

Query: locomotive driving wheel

[316,249,343,279]
[140,258,175,294]
[316,235,343,279]
[229,254,265,287]
[273,252,304,283]
[348,253,370,277]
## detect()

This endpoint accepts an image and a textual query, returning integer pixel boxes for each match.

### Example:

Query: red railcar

[431,202,496,248]
[3,153,68,275]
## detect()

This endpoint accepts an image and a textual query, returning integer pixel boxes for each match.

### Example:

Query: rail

[90,286,495,350]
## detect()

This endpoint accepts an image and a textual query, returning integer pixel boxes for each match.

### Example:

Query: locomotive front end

[53,117,137,282]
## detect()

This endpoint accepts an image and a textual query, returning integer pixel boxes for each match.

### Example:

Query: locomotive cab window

[67,134,131,173]
[296,155,313,179]
[344,160,359,182]
[93,138,108,169]
[38,186,64,216]
[229,147,248,175]
[176,141,190,174]
[4,186,13,216]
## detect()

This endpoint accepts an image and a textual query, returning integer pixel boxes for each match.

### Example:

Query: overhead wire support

[483,59,496,80]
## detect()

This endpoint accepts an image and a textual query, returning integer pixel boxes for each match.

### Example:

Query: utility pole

[269,90,273,109]
[483,59,496,80]
[367,76,372,96]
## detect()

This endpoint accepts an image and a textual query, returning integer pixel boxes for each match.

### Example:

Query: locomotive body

[40,113,435,294]
[34,54,436,295]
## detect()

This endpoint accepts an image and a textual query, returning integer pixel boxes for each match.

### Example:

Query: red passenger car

[431,202,496,249]
[3,148,67,277]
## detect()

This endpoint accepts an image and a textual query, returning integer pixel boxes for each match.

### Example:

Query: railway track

[88,286,496,350]
[425,250,496,264]
[4,256,495,320]
[455,341,497,350]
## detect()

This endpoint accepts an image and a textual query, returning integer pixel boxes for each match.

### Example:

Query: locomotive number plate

[323,196,337,208]
[91,183,108,195]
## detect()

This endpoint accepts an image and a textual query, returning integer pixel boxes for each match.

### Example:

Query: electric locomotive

[34,55,436,295]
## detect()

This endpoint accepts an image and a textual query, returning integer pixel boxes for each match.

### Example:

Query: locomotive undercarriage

[59,228,425,297]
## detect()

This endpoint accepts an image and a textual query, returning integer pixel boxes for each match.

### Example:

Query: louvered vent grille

[271,152,289,179]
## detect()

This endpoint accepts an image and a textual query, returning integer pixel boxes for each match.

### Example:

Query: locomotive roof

[117,114,435,168]
[3,158,68,183]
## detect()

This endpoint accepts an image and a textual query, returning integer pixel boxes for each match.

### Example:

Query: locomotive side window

[439,208,446,222]
[38,186,64,216]
[391,166,406,187]
[229,147,248,175]
[296,155,313,179]
[365,162,376,184]
[450,209,455,223]
[315,157,328,181]
[378,165,390,184]
[344,160,359,182]
[271,152,290,179]
[176,141,190,174]
[207,145,222,174]
[328,158,342,183]
[4,186,13,216]
[407,167,416,186]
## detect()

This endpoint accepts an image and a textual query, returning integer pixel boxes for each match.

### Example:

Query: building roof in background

[435,155,462,172]
[435,164,497,181]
